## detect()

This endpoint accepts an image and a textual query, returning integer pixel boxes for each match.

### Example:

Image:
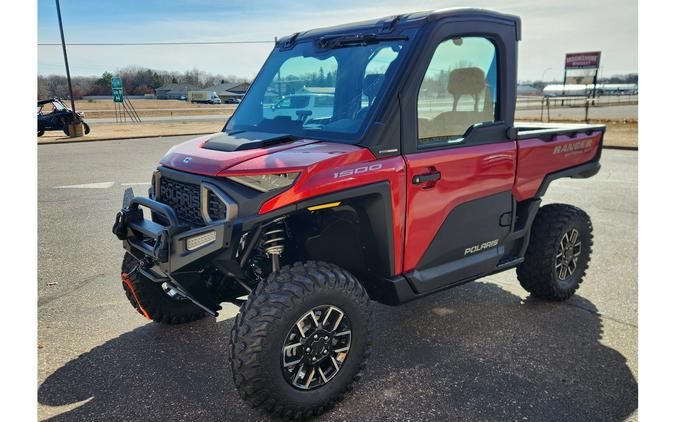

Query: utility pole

[55,0,77,115]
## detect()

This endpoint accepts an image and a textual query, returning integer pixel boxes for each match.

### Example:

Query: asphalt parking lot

[37,136,638,421]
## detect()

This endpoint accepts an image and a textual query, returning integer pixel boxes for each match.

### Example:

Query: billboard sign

[565,51,601,70]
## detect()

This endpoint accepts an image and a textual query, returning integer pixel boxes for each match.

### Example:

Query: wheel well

[285,194,394,298]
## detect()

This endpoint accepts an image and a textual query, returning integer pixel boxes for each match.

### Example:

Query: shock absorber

[262,221,286,272]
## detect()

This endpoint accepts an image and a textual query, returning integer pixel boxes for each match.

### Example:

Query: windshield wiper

[317,33,408,49]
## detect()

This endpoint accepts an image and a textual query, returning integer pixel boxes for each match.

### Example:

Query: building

[516,84,540,96]
[204,81,251,101]
[155,83,199,100]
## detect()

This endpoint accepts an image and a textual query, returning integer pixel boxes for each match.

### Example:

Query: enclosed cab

[114,8,603,419]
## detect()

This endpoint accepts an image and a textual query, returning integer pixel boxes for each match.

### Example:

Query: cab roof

[276,8,521,47]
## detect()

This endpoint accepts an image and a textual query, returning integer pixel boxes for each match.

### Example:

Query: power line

[38,40,275,46]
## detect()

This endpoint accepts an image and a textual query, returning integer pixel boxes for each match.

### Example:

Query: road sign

[111,76,123,89]
[113,89,123,103]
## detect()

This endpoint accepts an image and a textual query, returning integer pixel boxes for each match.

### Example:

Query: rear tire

[83,122,91,134]
[516,204,593,301]
[38,129,44,137]
[229,261,372,419]
[121,253,207,324]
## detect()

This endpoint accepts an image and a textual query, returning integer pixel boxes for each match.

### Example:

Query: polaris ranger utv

[113,8,603,419]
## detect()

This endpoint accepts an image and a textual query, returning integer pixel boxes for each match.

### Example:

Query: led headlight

[186,230,217,251]
[226,172,300,192]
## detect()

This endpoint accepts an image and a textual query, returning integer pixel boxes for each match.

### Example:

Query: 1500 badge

[333,164,383,179]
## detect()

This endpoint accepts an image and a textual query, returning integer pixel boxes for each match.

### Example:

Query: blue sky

[38,0,637,81]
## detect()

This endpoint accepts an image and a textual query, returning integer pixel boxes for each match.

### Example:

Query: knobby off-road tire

[517,204,593,301]
[121,252,207,324]
[229,261,372,420]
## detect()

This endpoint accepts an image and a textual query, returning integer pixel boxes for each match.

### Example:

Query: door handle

[412,171,441,185]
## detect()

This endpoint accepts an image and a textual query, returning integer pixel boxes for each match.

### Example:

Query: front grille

[158,177,226,226]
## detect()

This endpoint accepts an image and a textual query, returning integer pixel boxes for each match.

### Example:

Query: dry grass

[38,121,224,144]
[601,121,638,148]
[74,99,236,118]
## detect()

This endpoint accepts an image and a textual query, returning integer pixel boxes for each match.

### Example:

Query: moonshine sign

[562,51,602,97]
[565,51,601,70]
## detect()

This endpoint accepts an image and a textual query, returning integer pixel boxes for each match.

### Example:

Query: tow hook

[120,257,155,320]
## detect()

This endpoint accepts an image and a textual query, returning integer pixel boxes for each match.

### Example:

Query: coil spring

[262,224,286,256]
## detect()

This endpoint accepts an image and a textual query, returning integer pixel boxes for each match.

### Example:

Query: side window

[417,37,498,148]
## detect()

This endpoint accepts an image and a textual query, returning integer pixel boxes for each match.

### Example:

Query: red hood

[159,133,375,177]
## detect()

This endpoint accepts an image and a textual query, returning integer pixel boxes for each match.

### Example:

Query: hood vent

[202,131,295,152]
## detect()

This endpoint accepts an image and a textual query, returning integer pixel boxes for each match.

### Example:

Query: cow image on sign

[447,67,486,112]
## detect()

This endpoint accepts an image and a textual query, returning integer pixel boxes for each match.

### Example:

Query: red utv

[113,8,603,419]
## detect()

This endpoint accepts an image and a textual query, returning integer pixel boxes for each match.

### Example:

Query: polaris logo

[333,164,383,179]
[464,239,499,256]
[553,139,593,155]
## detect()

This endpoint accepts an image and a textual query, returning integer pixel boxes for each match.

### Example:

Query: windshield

[226,30,415,143]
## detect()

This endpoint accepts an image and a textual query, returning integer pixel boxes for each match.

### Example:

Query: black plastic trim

[535,161,601,198]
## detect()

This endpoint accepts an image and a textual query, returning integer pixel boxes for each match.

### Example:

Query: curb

[602,145,638,151]
[37,131,215,146]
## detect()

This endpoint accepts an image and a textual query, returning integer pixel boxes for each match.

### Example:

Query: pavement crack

[38,273,105,308]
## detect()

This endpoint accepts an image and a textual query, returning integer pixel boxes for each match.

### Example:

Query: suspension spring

[262,222,286,272]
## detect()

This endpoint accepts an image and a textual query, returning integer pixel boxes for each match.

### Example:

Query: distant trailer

[543,83,637,97]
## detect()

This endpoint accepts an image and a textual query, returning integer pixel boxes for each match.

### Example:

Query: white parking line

[54,182,115,189]
[121,182,151,186]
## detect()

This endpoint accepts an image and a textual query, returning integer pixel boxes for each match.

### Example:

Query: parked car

[37,98,90,137]
[223,98,241,104]
[264,93,334,121]
[113,8,604,419]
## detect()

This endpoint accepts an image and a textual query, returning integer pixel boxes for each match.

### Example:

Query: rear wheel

[229,261,371,419]
[83,122,91,134]
[516,204,593,300]
[120,253,207,324]
[38,129,44,137]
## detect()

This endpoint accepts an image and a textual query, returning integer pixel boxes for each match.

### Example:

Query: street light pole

[540,67,552,83]
[55,0,77,115]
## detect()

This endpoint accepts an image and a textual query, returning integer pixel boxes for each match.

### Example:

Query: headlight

[226,172,300,192]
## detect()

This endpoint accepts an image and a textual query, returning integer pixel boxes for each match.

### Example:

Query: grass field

[72,99,236,118]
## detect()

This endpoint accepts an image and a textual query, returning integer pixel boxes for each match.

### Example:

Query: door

[402,35,517,293]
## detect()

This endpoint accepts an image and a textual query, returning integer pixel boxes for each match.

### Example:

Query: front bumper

[113,195,234,272]
[113,190,237,314]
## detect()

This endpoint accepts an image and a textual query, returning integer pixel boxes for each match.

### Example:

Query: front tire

[517,204,593,300]
[229,261,372,419]
[120,253,207,324]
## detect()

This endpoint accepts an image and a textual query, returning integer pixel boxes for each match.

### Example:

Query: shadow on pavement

[38,281,637,421]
